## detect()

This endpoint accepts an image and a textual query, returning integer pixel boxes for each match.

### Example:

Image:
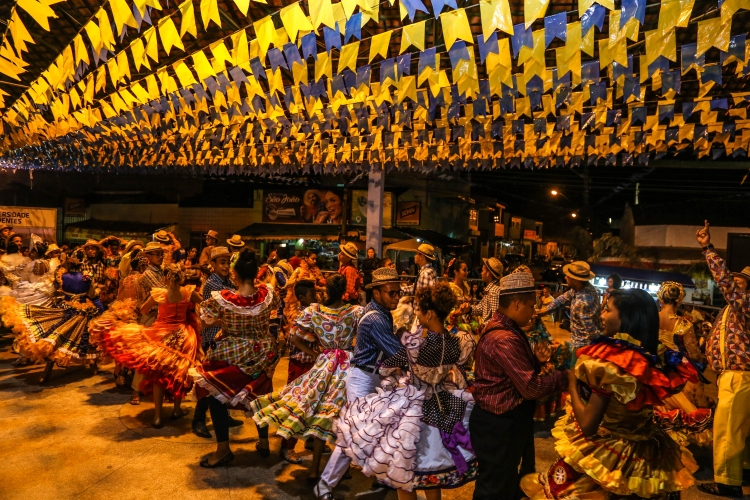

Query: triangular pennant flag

[179,0,198,38]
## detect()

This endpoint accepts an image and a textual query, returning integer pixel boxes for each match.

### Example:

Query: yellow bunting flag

[480,0,513,39]
[98,9,116,51]
[309,0,336,29]
[173,60,198,87]
[696,17,731,57]
[110,0,138,34]
[73,34,89,66]
[17,0,57,31]
[369,31,392,62]
[644,28,676,66]
[0,55,24,81]
[440,8,473,51]
[143,26,159,63]
[254,16,275,58]
[158,17,185,56]
[200,0,222,30]
[401,20,426,53]
[525,0,550,28]
[179,0,198,38]
[280,2,314,43]
[9,12,35,54]
[192,50,216,81]
[84,19,102,55]
[232,0,251,16]
[315,51,333,81]
[338,41,360,73]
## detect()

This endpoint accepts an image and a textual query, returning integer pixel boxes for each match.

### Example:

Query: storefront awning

[65,219,176,242]
[589,264,695,288]
[237,223,408,243]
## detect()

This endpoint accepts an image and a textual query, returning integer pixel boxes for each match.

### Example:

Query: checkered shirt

[472,279,501,322]
[201,273,236,347]
[81,258,105,285]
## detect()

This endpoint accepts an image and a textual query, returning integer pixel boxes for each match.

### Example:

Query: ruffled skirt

[190,361,274,411]
[522,408,698,499]
[100,319,199,398]
[13,298,103,367]
[336,383,477,491]
[250,349,351,443]
[655,390,713,447]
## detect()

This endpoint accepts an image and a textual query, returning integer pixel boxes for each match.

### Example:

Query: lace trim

[210,285,274,315]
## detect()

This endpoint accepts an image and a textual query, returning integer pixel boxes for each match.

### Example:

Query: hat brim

[154,237,170,243]
[205,233,218,238]
[341,248,358,260]
[562,264,595,281]
[733,272,750,282]
[226,239,245,247]
[497,286,538,296]
[211,251,232,261]
[365,278,402,289]
[84,242,104,251]
[482,258,502,279]
[417,251,436,261]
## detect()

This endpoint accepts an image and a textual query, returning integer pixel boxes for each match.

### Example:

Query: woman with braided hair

[98,263,202,427]
[654,281,714,447]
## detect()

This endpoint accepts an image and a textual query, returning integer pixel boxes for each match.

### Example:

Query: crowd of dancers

[0,220,748,500]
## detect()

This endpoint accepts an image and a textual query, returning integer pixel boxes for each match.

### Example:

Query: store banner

[350,190,393,227]
[0,206,58,245]
[262,189,344,224]
[396,201,420,226]
[64,198,86,215]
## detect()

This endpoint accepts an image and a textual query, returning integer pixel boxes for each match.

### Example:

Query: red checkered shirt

[339,262,362,303]
[472,311,567,415]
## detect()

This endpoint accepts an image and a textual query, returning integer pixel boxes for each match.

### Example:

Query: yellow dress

[656,316,713,446]
[522,334,699,499]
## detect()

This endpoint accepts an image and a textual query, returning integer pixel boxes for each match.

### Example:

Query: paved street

[0,328,738,500]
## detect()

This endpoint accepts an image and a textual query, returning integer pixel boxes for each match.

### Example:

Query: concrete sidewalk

[0,330,730,499]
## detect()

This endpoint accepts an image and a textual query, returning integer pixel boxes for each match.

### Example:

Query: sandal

[199,452,234,468]
[280,448,303,464]
[115,374,126,387]
[255,442,270,458]
[129,393,141,405]
[171,409,188,420]
[697,482,743,497]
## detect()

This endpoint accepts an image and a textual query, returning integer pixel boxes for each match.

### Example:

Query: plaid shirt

[201,273,236,346]
[540,283,602,347]
[339,262,362,303]
[81,258,105,285]
[138,265,165,310]
[472,279,501,323]
[415,263,437,293]
[705,249,750,373]
[472,311,567,415]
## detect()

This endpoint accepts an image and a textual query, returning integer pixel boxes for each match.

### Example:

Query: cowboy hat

[205,230,219,239]
[416,243,436,261]
[83,239,104,252]
[45,243,61,255]
[734,266,750,282]
[227,234,245,248]
[482,257,504,279]
[210,246,232,261]
[365,267,402,289]
[497,271,537,296]
[563,261,596,281]
[340,242,359,260]
[0,224,12,232]
[124,240,144,253]
[153,230,171,243]
[143,242,164,254]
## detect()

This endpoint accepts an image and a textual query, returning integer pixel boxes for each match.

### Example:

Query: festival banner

[262,189,344,224]
[350,190,393,227]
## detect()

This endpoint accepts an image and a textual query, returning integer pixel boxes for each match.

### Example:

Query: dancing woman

[97,264,202,427]
[190,249,280,468]
[285,251,327,325]
[251,274,364,479]
[521,288,699,499]
[337,282,477,499]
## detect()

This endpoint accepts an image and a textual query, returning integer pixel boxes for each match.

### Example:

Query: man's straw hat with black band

[153,230,171,243]
[416,243,436,261]
[227,234,245,248]
[734,266,750,282]
[143,242,164,254]
[497,272,537,296]
[563,261,596,281]
[365,267,402,289]
[340,242,359,260]
[482,257,503,279]
[210,246,231,261]
[205,229,219,239]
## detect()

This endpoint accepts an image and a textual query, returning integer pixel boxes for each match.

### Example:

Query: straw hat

[563,261,596,281]
[83,239,104,252]
[340,242,359,260]
[153,230,171,243]
[416,243,436,261]
[482,257,504,279]
[124,240,144,253]
[227,234,245,248]
[45,243,61,255]
[210,246,231,261]
[365,267,402,289]
[0,224,12,232]
[734,266,750,282]
[497,271,537,296]
[276,259,293,276]
[143,242,164,254]
[205,230,219,239]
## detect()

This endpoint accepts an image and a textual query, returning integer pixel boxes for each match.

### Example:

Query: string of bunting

[0,0,749,175]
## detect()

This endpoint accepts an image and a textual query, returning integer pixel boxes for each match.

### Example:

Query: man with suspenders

[315,267,404,500]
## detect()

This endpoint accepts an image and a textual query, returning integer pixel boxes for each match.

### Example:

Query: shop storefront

[589,264,697,303]
[65,219,177,246]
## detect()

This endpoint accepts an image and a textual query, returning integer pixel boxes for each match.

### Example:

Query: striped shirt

[351,300,401,368]
[202,273,236,346]
[472,311,567,415]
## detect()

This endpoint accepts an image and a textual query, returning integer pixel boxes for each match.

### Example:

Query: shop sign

[469,209,479,231]
[350,190,393,227]
[396,201,420,225]
[0,206,57,228]
[64,198,86,215]
[523,229,538,240]
[494,223,505,237]
[262,189,344,224]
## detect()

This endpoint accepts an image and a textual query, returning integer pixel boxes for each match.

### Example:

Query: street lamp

[551,189,559,196]
[571,213,578,218]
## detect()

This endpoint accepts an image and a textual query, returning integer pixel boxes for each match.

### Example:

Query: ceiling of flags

[0,0,748,175]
